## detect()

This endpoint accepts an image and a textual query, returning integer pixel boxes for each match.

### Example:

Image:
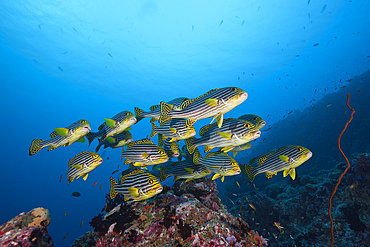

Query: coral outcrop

[73,177,268,247]
[0,207,54,246]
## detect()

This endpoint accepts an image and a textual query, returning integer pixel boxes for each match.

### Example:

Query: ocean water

[0,1,369,246]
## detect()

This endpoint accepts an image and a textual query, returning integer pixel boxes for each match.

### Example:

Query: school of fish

[29,86,312,207]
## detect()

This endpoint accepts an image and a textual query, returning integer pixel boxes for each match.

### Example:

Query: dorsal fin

[98,122,106,131]
[149,105,160,111]
[127,138,154,149]
[199,122,218,136]
[49,131,58,138]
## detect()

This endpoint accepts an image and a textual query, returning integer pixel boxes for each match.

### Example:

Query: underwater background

[1,0,370,246]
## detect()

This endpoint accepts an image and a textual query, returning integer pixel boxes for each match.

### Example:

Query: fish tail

[95,140,103,152]
[185,137,197,154]
[134,107,145,123]
[159,166,168,182]
[85,132,97,146]
[109,177,118,199]
[244,165,255,182]
[29,139,44,156]
[150,122,158,138]
[158,102,173,127]
[193,147,202,165]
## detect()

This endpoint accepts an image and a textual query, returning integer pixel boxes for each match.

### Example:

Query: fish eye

[297,147,303,151]
[80,120,86,123]
[253,117,258,120]
[244,123,251,128]
[231,87,237,92]
[148,178,153,184]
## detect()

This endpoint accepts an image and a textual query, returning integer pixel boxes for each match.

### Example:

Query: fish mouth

[171,153,180,158]
[97,159,103,165]
[253,130,261,138]
[156,187,163,193]
[130,117,137,123]
[239,92,248,99]
[235,169,241,174]
[306,152,313,158]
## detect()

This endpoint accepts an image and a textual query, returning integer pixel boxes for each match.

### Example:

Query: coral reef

[224,153,370,246]
[0,207,54,246]
[73,177,268,246]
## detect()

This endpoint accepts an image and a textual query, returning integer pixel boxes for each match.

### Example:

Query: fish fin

[221,176,225,182]
[149,104,160,111]
[249,157,258,165]
[199,123,216,136]
[185,178,192,182]
[216,114,224,128]
[142,152,149,159]
[212,174,221,180]
[205,98,219,107]
[29,139,44,156]
[217,131,232,140]
[204,152,215,160]
[204,145,214,153]
[134,107,145,122]
[279,155,290,162]
[150,122,158,138]
[184,167,194,174]
[266,171,275,179]
[158,134,164,147]
[159,102,173,127]
[85,132,99,146]
[159,166,168,182]
[169,138,176,142]
[104,118,116,128]
[70,165,83,169]
[180,98,196,110]
[221,146,234,152]
[109,177,118,199]
[185,119,197,129]
[240,163,246,179]
[47,146,57,151]
[283,169,290,177]
[233,151,237,157]
[54,127,69,137]
[106,136,115,144]
[49,131,58,138]
[173,176,181,181]
[185,137,197,154]
[124,159,131,165]
[76,137,85,143]
[124,195,130,201]
[177,156,182,162]
[128,187,139,197]
[244,165,256,182]
[82,173,88,181]
[169,127,177,134]
[98,123,106,131]
[289,168,296,180]
[193,148,202,165]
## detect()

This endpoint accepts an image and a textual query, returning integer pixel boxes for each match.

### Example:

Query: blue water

[1,1,369,246]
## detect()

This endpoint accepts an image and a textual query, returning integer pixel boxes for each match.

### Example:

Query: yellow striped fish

[193,148,241,182]
[150,118,196,142]
[67,151,103,184]
[159,160,211,182]
[162,138,180,159]
[121,138,168,168]
[86,111,136,145]
[95,131,133,152]
[185,118,261,154]
[109,168,163,201]
[237,114,266,129]
[159,87,248,128]
[243,145,312,182]
[135,97,189,123]
[29,119,91,156]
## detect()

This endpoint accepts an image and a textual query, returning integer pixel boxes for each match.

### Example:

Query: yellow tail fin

[244,164,255,182]
[158,102,173,127]
[29,139,44,156]
[134,107,145,122]
[109,177,118,199]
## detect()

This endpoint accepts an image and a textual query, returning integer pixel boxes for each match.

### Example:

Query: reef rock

[73,177,268,247]
[0,207,53,246]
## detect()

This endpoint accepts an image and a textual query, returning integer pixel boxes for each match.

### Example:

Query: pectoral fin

[216,114,223,128]
[289,168,296,180]
[205,99,219,107]
[279,155,290,162]
[106,137,115,144]
[142,152,149,159]
[124,195,130,201]
[104,118,116,128]
[128,187,139,197]
[71,165,83,169]
[76,137,85,143]
[217,131,232,140]
[54,128,69,137]
[169,127,177,134]
[184,167,194,174]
